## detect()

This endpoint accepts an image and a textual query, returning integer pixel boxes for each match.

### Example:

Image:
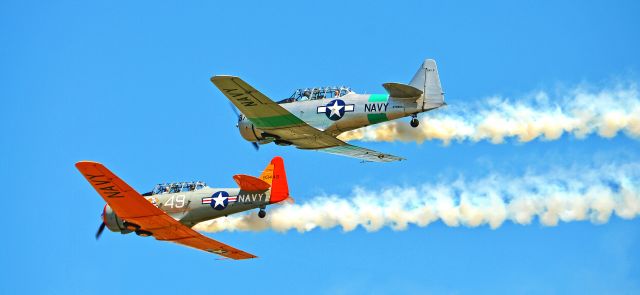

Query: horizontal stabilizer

[382,82,423,99]
[233,174,270,191]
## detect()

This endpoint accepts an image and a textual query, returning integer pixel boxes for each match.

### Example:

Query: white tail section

[409,59,444,106]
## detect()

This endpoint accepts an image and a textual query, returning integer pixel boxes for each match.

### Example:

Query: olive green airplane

[211,59,445,162]
[76,157,291,260]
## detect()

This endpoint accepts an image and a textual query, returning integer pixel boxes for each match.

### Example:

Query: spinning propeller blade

[228,102,241,120]
[95,222,106,240]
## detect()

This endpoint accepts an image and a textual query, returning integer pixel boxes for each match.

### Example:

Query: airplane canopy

[151,181,207,195]
[277,86,354,103]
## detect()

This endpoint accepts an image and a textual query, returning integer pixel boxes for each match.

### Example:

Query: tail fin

[259,156,289,204]
[409,59,444,106]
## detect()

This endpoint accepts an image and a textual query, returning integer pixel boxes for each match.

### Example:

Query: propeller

[95,222,106,240]
[229,102,260,151]
[228,102,241,122]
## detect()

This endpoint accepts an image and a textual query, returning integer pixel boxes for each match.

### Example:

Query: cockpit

[150,181,207,195]
[277,86,354,104]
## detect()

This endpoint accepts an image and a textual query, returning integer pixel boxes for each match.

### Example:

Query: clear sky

[1,1,639,294]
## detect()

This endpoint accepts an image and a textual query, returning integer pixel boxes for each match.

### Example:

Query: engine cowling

[102,205,133,234]
[238,117,266,143]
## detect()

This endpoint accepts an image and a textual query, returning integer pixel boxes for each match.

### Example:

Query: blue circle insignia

[210,191,230,210]
[324,99,347,121]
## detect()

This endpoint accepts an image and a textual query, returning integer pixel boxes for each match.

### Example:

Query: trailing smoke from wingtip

[194,162,640,233]
[337,84,640,144]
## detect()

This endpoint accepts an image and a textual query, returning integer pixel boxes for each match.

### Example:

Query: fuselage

[238,92,444,144]
[282,93,412,133]
[103,186,272,234]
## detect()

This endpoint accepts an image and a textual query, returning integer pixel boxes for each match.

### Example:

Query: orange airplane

[76,156,291,260]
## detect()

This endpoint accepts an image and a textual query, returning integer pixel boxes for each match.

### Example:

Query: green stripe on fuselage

[248,114,305,128]
[367,113,388,124]
[368,94,389,102]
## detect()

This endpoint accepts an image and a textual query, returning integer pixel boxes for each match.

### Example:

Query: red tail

[259,156,289,204]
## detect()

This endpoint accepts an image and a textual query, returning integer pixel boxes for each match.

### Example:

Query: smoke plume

[337,84,640,144]
[194,162,640,233]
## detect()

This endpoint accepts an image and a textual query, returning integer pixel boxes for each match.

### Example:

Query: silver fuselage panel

[105,187,271,231]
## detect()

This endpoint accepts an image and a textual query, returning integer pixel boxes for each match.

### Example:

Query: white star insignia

[327,101,344,118]
[212,193,227,208]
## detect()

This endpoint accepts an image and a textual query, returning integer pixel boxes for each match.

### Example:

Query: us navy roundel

[317,99,355,121]
[209,191,230,210]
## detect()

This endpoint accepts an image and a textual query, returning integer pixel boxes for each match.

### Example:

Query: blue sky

[1,0,639,294]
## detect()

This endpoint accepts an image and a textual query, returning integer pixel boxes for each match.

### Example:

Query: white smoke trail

[337,84,640,144]
[194,162,640,233]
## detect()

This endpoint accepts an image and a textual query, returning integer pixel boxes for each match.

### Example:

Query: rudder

[259,156,289,204]
[409,59,444,106]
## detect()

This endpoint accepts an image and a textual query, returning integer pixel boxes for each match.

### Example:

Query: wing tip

[75,160,103,169]
[365,157,405,163]
[388,156,406,162]
[210,75,238,82]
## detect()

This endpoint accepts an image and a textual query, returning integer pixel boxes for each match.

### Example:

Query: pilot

[334,89,340,97]
[301,90,311,101]
[189,183,195,191]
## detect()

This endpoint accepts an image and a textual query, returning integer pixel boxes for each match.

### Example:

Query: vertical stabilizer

[409,59,444,106]
[259,156,289,204]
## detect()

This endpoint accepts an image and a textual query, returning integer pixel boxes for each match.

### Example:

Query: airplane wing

[313,144,404,162]
[211,75,340,148]
[75,161,256,260]
[211,75,404,162]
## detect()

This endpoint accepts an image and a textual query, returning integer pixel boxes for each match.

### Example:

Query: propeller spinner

[229,102,259,151]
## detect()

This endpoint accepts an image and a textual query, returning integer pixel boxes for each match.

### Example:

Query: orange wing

[75,161,256,260]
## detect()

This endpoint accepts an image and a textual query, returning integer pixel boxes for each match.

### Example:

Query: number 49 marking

[164,195,186,208]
